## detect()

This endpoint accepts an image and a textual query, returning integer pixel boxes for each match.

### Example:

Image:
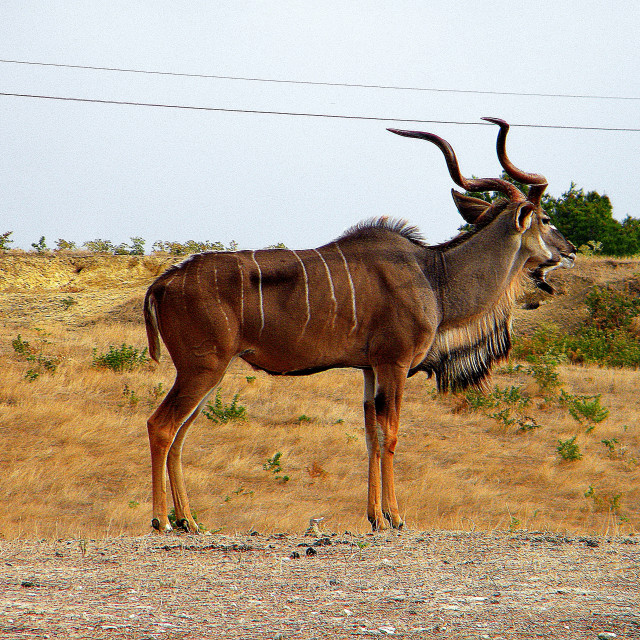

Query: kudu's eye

[541,217,551,226]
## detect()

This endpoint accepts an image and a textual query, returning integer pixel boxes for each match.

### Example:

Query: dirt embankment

[0,253,177,292]
[514,256,640,335]
[0,253,180,329]
[0,252,638,332]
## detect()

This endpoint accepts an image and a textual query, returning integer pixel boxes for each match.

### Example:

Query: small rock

[289,551,300,559]
[597,633,617,640]
[314,537,333,546]
[305,547,317,556]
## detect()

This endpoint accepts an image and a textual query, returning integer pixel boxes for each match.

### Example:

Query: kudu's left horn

[388,127,526,203]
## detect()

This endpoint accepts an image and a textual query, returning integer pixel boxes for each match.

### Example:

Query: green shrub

[31,236,48,253]
[61,296,77,310]
[263,452,289,483]
[465,385,538,432]
[115,237,146,255]
[202,391,246,424]
[92,343,149,372]
[12,332,59,381]
[83,239,116,253]
[151,240,237,255]
[559,390,609,431]
[585,286,640,332]
[0,231,14,250]
[557,436,582,461]
[584,485,622,514]
[513,287,640,368]
[55,239,77,251]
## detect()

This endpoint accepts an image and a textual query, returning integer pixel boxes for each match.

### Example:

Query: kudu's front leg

[363,369,384,530]
[363,365,406,530]
[373,363,406,530]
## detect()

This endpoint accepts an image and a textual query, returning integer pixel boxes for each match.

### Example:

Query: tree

[544,184,638,257]
[0,231,14,251]
[464,175,640,257]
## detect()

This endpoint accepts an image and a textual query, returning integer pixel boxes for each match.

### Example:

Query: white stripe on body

[291,250,311,338]
[236,255,245,330]
[251,251,265,336]
[179,259,190,315]
[312,248,338,328]
[212,265,232,335]
[334,244,358,334]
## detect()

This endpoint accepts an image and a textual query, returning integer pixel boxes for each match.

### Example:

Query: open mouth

[529,252,576,294]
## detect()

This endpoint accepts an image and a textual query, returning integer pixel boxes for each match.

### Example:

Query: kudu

[144,117,575,533]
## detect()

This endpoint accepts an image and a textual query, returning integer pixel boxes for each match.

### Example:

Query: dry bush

[0,258,638,540]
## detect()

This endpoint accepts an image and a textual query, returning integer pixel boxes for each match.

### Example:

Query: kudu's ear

[514,202,535,233]
[450,189,491,224]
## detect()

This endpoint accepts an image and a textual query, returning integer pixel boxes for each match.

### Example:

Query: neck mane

[413,275,522,393]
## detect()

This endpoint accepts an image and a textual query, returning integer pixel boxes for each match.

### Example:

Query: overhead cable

[1,91,638,132]
[0,57,638,102]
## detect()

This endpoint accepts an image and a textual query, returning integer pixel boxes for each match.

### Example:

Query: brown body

[144,119,576,532]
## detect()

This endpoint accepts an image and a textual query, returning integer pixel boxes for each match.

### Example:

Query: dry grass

[0,256,639,540]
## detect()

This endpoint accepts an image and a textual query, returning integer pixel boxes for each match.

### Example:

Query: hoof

[177,518,200,534]
[368,515,388,532]
[151,518,173,533]
[383,512,404,530]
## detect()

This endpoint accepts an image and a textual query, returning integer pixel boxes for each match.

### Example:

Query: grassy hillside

[0,253,638,539]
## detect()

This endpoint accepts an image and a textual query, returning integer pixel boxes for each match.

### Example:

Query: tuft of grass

[92,343,149,372]
[202,391,246,424]
[12,331,59,381]
[557,436,582,461]
[263,452,290,483]
[559,391,609,432]
[465,385,538,432]
[584,485,622,514]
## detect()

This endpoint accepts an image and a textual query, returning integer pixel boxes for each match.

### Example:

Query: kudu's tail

[144,289,162,363]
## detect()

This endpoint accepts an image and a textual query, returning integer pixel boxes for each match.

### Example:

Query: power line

[1,91,639,132]
[1,57,638,102]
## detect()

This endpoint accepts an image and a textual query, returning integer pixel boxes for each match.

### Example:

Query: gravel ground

[1,530,638,639]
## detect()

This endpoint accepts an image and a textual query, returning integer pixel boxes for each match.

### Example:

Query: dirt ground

[1,530,638,639]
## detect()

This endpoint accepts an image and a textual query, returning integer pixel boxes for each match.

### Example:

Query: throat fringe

[415,281,520,393]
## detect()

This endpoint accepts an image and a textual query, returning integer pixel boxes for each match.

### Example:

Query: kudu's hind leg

[166,396,212,533]
[373,364,407,530]
[363,369,385,530]
[147,366,226,533]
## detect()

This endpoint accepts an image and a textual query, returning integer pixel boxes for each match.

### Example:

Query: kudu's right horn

[482,117,548,205]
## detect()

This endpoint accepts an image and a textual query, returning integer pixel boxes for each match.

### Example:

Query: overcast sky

[1,2,638,251]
